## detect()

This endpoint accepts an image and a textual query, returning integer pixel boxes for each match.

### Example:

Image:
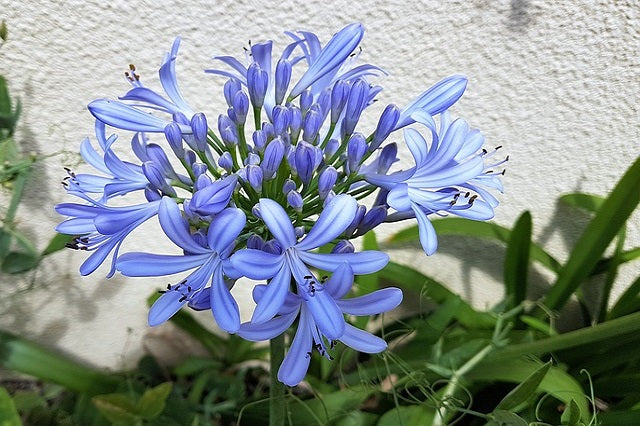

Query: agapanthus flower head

[56,22,503,386]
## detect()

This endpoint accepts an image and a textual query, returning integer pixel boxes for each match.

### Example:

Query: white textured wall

[1,0,638,369]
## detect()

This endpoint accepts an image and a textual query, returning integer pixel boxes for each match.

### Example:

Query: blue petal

[324,263,354,299]
[422,118,468,171]
[238,309,299,342]
[297,250,389,275]
[190,175,238,216]
[79,138,110,174]
[412,203,437,255]
[117,252,211,276]
[119,87,177,113]
[295,194,357,251]
[158,197,209,254]
[253,284,301,314]
[304,290,345,340]
[252,264,291,324]
[387,183,411,212]
[229,249,285,279]
[404,128,429,167]
[159,37,194,117]
[453,199,495,220]
[277,307,313,386]
[207,208,246,253]
[148,291,186,326]
[410,156,484,187]
[88,99,191,133]
[211,265,240,333]
[336,287,403,315]
[339,324,387,353]
[259,198,296,248]
[364,168,415,190]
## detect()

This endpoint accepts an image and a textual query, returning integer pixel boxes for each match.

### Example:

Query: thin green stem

[269,334,286,426]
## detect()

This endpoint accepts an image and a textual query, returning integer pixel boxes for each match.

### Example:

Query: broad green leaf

[173,357,221,376]
[608,276,640,319]
[379,262,496,328]
[544,156,640,311]
[496,361,551,410]
[504,211,532,307]
[490,410,528,426]
[138,382,172,420]
[92,393,141,426]
[0,330,120,394]
[0,387,21,426]
[1,251,40,274]
[467,358,589,421]
[560,193,605,213]
[377,405,434,426]
[561,399,582,425]
[387,218,562,273]
[41,233,75,256]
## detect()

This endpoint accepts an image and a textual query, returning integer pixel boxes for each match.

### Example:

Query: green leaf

[597,409,640,425]
[0,228,10,260]
[496,361,551,410]
[92,394,141,426]
[0,20,7,42]
[0,76,11,116]
[544,156,640,311]
[137,382,172,420]
[0,387,22,426]
[520,315,557,336]
[560,193,605,213]
[332,411,378,426]
[467,358,589,421]
[490,410,528,426]
[561,399,582,425]
[504,211,532,307]
[387,218,561,273]
[609,276,640,319]
[0,330,121,394]
[41,233,75,256]
[377,405,434,426]
[1,251,40,274]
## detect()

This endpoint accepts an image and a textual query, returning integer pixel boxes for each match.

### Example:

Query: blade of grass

[504,211,532,308]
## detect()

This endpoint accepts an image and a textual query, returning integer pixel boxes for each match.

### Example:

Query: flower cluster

[56,23,505,386]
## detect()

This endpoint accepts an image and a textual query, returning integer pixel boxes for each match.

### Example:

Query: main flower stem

[269,334,286,426]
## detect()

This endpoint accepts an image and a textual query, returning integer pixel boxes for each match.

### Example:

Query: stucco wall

[1,0,638,369]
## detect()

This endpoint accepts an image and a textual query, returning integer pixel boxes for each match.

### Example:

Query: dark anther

[486,170,493,174]
[304,275,312,279]
[501,169,506,175]
[481,148,487,155]
[465,192,470,197]
[449,199,457,206]
[187,286,192,292]
[65,242,78,250]
[180,279,187,284]
[505,155,510,161]
[306,351,312,358]
[495,145,502,150]
[328,355,334,361]
[469,195,478,204]
[129,64,136,71]
[321,275,328,283]
[157,290,166,294]
[178,295,187,302]
[166,284,171,290]
[330,340,336,349]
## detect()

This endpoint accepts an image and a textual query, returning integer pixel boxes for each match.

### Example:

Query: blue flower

[55,195,161,277]
[116,197,246,332]
[365,112,504,255]
[237,264,402,386]
[230,194,389,336]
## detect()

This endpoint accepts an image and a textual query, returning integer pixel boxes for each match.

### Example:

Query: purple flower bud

[262,122,275,140]
[142,161,175,196]
[317,87,332,121]
[262,137,285,179]
[331,240,354,254]
[190,175,237,216]
[164,122,184,157]
[378,142,398,174]
[371,104,400,151]
[272,105,290,136]
[246,234,265,250]
[232,91,249,125]
[294,226,305,238]
[192,162,208,177]
[194,173,212,192]
[302,104,323,143]
[246,165,263,192]
[345,204,366,236]
[342,79,369,138]
[252,204,262,220]
[221,126,238,147]
[323,190,336,206]
[144,187,162,202]
[286,190,303,212]
[218,152,233,172]
[275,58,292,105]
[190,112,208,152]
[244,153,259,166]
[252,130,267,151]
[263,239,283,255]
[300,89,313,115]
[247,62,268,108]
[227,107,237,123]
[289,106,302,142]
[358,205,387,235]
[347,133,367,174]
[295,141,320,185]
[224,78,241,106]
[287,149,297,176]
[282,179,297,195]
[184,150,196,167]
[318,166,337,200]
[146,143,177,178]
[324,138,339,159]
[331,80,349,124]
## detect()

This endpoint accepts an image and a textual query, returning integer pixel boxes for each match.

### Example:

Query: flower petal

[259,198,296,248]
[116,252,211,276]
[304,290,345,340]
[211,265,240,333]
[277,307,313,386]
[158,197,209,254]
[339,324,387,353]
[238,309,299,342]
[404,128,429,167]
[336,287,403,315]
[252,264,291,324]
[148,291,186,326]
[412,203,437,255]
[298,250,389,275]
[230,249,284,279]
[207,208,246,253]
[296,194,357,251]
[387,183,411,212]
[325,263,354,299]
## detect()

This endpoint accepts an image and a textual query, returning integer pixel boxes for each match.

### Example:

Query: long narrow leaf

[608,276,640,319]
[559,193,605,213]
[504,211,532,307]
[544,156,640,310]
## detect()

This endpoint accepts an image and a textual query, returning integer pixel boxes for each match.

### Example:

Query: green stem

[270,334,286,426]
